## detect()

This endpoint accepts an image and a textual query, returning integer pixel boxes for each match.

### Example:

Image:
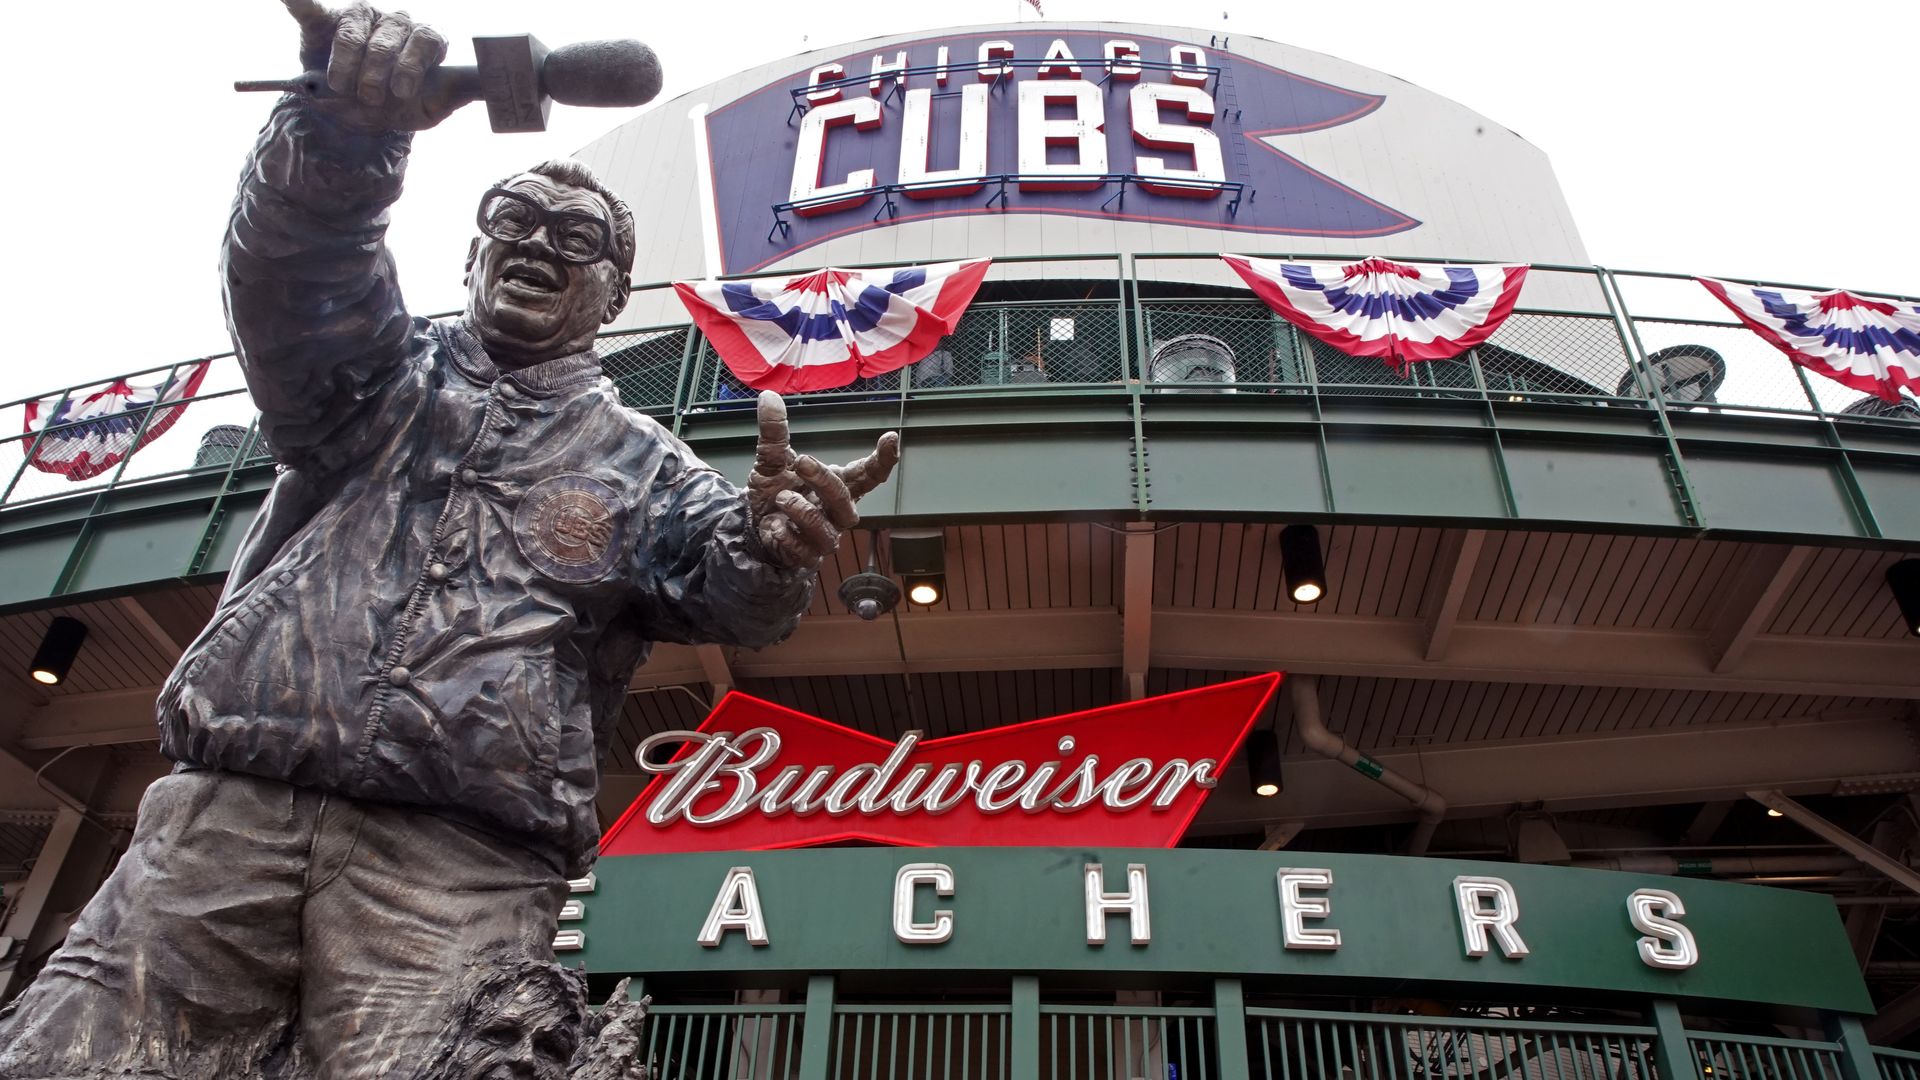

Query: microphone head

[543,40,664,109]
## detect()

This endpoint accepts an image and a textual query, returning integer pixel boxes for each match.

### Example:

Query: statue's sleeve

[630,459,816,649]
[221,98,418,469]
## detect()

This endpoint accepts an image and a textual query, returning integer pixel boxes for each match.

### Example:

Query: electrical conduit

[1289,675,1447,855]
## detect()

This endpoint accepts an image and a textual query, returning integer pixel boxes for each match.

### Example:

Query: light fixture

[1766,808,1784,818]
[1246,729,1283,798]
[837,541,901,622]
[1890,559,1920,638]
[891,528,946,609]
[1279,524,1326,605]
[30,616,88,686]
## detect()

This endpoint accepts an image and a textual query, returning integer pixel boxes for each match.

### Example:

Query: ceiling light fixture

[1889,559,1920,638]
[891,528,947,609]
[1246,729,1283,798]
[30,616,88,687]
[1279,524,1326,606]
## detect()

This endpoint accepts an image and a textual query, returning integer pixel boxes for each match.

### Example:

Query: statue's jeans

[0,769,568,1080]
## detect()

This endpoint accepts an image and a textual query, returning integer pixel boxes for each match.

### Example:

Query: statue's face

[466,173,627,368]
[451,991,580,1080]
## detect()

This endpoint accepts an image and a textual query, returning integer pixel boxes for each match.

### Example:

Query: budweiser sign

[600,673,1282,854]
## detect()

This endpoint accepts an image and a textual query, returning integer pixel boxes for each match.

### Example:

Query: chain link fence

[599,325,690,414]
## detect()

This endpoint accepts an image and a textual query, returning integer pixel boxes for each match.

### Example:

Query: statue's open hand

[747,391,900,570]
[281,0,455,131]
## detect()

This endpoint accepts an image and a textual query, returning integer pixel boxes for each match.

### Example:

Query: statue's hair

[494,159,636,276]
[410,947,591,1080]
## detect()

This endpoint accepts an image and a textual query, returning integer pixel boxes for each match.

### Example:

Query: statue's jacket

[157,99,813,877]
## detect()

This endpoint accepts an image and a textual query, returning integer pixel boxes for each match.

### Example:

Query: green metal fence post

[1011,975,1040,1080]
[797,974,835,1080]
[1212,978,1252,1080]
[1826,1012,1884,1080]
[1648,999,1701,1080]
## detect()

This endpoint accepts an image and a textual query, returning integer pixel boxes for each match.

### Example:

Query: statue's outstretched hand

[747,392,901,569]
[281,0,456,131]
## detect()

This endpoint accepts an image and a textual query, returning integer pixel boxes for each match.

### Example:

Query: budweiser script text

[634,729,1221,827]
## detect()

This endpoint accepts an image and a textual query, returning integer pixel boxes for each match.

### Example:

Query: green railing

[1040,1003,1215,1080]
[1686,1032,1847,1079]
[1245,1006,1659,1080]
[830,1004,1013,1080]
[1878,1046,1920,1080]
[3,256,1915,519]
[624,975,1919,1080]
[643,1002,806,1080]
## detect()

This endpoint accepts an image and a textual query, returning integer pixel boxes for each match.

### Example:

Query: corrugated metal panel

[1460,532,1744,630]
[0,820,52,878]
[1767,546,1910,639]
[1290,675,1888,756]
[1155,523,1446,617]
[0,597,179,700]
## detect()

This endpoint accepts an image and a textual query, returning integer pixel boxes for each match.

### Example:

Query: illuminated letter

[899,85,990,199]
[697,866,769,947]
[1453,876,1529,959]
[894,863,956,944]
[935,45,951,86]
[789,97,883,217]
[1037,38,1082,79]
[805,63,844,104]
[1103,40,1142,81]
[1277,868,1341,950]
[1628,888,1699,970]
[1168,44,1209,86]
[977,40,1015,81]
[1018,81,1107,192]
[1085,862,1151,946]
[1130,83,1224,198]
[869,50,908,96]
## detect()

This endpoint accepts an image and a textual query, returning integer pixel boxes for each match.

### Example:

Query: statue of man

[0,3,895,1077]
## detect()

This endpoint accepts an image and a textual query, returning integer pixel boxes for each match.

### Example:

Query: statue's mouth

[500,260,562,293]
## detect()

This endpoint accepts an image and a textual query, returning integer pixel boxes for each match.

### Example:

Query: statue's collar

[440,318,603,397]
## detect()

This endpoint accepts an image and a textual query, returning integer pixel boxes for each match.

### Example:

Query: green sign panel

[571,847,1872,1014]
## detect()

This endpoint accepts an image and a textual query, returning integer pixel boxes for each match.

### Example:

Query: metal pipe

[1288,675,1446,855]
[1571,854,1860,876]
[1748,790,1920,897]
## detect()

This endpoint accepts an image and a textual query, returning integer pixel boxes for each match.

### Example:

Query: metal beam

[695,645,734,702]
[1748,790,1920,897]
[1681,800,1734,847]
[1189,715,1918,833]
[632,608,1920,697]
[1120,524,1156,700]
[1705,545,1814,673]
[15,687,162,750]
[0,744,89,815]
[1421,529,1486,662]
[114,594,186,660]
[1867,983,1920,1044]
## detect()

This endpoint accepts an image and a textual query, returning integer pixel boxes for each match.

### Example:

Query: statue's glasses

[476,188,613,265]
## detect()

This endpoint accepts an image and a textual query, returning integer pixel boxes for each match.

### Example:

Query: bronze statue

[0,2,895,1076]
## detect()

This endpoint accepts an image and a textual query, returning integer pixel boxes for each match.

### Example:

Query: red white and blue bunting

[1222,255,1530,374]
[674,259,991,393]
[20,362,211,481]
[1697,278,1920,403]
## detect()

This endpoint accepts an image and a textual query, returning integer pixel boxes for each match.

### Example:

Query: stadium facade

[3,20,1920,1079]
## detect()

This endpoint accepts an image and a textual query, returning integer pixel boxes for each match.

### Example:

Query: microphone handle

[232,66,485,115]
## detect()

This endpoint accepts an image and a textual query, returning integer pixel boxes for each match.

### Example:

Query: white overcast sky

[2,0,1913,404]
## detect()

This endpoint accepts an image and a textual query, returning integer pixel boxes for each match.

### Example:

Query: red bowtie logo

[600,673,1281,854]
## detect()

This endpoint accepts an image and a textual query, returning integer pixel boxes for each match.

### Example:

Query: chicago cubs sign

[705,31,1418,274]
[598,672,1280,853]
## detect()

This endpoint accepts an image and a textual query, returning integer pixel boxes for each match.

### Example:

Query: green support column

[1212,978,1252,1080]
[1648,999,1701,1080]
[1011,975,1040,1080]
[796,973,835,1080]
[1826,1012,1883,1080]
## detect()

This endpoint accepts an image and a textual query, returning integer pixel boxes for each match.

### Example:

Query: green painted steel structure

[564,848,1909,1079]
[570,849,1869,1014]
[0,260,1914,612]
